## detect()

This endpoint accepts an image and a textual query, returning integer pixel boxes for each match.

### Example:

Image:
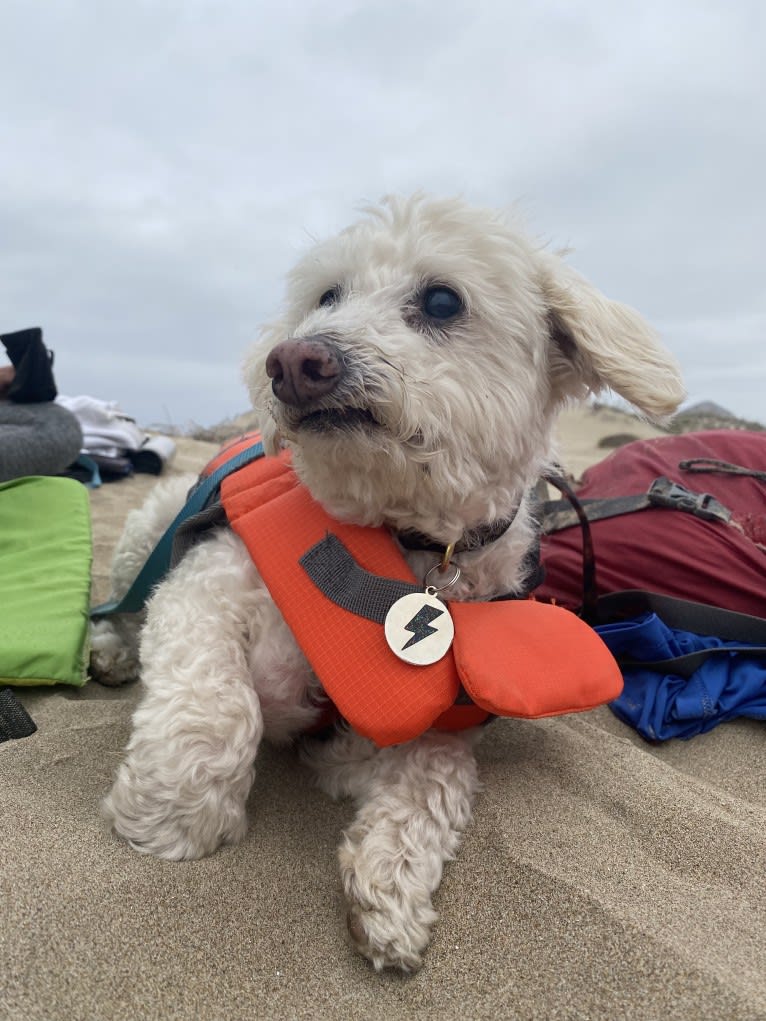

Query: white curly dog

[94,194,684,971]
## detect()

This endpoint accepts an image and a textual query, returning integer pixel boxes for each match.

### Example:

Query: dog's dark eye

[422,286,463,320]
[318,287,341,308]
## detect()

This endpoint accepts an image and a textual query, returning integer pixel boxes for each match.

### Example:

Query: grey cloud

[1,0,763,425]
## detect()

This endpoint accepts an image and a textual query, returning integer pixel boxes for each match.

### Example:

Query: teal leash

[90,440,265,617]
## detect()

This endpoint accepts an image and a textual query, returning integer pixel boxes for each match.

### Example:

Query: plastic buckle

[648,477,731,523]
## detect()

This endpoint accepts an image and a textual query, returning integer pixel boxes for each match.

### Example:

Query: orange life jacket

[204,435,623,747]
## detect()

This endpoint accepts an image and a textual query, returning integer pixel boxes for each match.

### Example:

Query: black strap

[595,590,766,678]
[542,472,599,622]
[396,510,518,555]
[618,644,766,679]
[680,457,766,483]
[300,533,420,624]
[542,477,731,533]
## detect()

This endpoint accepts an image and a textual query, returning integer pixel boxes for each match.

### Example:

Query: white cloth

[56,395,146,456]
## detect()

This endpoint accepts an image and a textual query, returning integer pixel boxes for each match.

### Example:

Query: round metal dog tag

[384,591,454,665]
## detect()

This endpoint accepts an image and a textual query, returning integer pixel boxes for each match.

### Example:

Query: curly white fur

[97,194,684,971]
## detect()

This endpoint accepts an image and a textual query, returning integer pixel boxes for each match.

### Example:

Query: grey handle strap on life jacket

[595,590,766,678]
[90,439,266,617]
[541,476,732,534]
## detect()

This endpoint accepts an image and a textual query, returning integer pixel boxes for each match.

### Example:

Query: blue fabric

[596,613,766,741]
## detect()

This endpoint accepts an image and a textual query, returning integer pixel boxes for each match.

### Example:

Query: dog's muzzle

[266,336,345,408]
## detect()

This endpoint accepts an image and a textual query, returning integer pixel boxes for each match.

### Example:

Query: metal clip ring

[424,562,461,594]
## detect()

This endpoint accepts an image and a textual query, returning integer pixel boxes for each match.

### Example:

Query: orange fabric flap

[451,600,624,719]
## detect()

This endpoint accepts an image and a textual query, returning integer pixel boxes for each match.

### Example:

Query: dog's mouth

[296,405,382,433]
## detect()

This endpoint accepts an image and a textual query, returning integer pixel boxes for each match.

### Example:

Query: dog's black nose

[265,336,345,407]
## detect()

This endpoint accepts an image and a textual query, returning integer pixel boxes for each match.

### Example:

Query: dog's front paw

[89,618,141,687]
[103,759,251,861]
[335,733,478,971]
[345,899,435,973]
[340,836,438,972]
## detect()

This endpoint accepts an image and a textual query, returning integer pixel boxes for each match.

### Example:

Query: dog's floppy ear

[539,253,685,421]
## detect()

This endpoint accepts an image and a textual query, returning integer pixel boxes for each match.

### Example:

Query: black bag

[1,327,58,403]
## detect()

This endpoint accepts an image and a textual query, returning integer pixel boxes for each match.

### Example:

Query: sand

[2,406,764,1021]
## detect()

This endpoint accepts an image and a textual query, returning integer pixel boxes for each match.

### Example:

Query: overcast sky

[2,0,764,428]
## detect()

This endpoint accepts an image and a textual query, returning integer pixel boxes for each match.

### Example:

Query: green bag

[0,476,92,686]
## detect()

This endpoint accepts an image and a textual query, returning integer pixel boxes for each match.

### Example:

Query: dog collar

[395,508,519,558]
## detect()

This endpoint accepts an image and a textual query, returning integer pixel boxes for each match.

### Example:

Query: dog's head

[245,195,684,539]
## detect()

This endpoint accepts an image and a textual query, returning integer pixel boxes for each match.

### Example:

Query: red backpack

[536,430,766,740]
[538,430,766,618]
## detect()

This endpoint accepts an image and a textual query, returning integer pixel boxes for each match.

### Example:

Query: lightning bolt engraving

[402,604,444,650]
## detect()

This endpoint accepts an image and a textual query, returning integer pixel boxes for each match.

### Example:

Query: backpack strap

[680,457,766,483]
[542,476,732,533]
[595,589,766,678]
[541,476,766,673]
[542,472,599,622]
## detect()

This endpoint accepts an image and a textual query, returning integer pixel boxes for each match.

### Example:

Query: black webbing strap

[541,476,732,534]
[680,457,766,483]
[300,533,420,624]
[0,688,37,743]
[595,590,766,678]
